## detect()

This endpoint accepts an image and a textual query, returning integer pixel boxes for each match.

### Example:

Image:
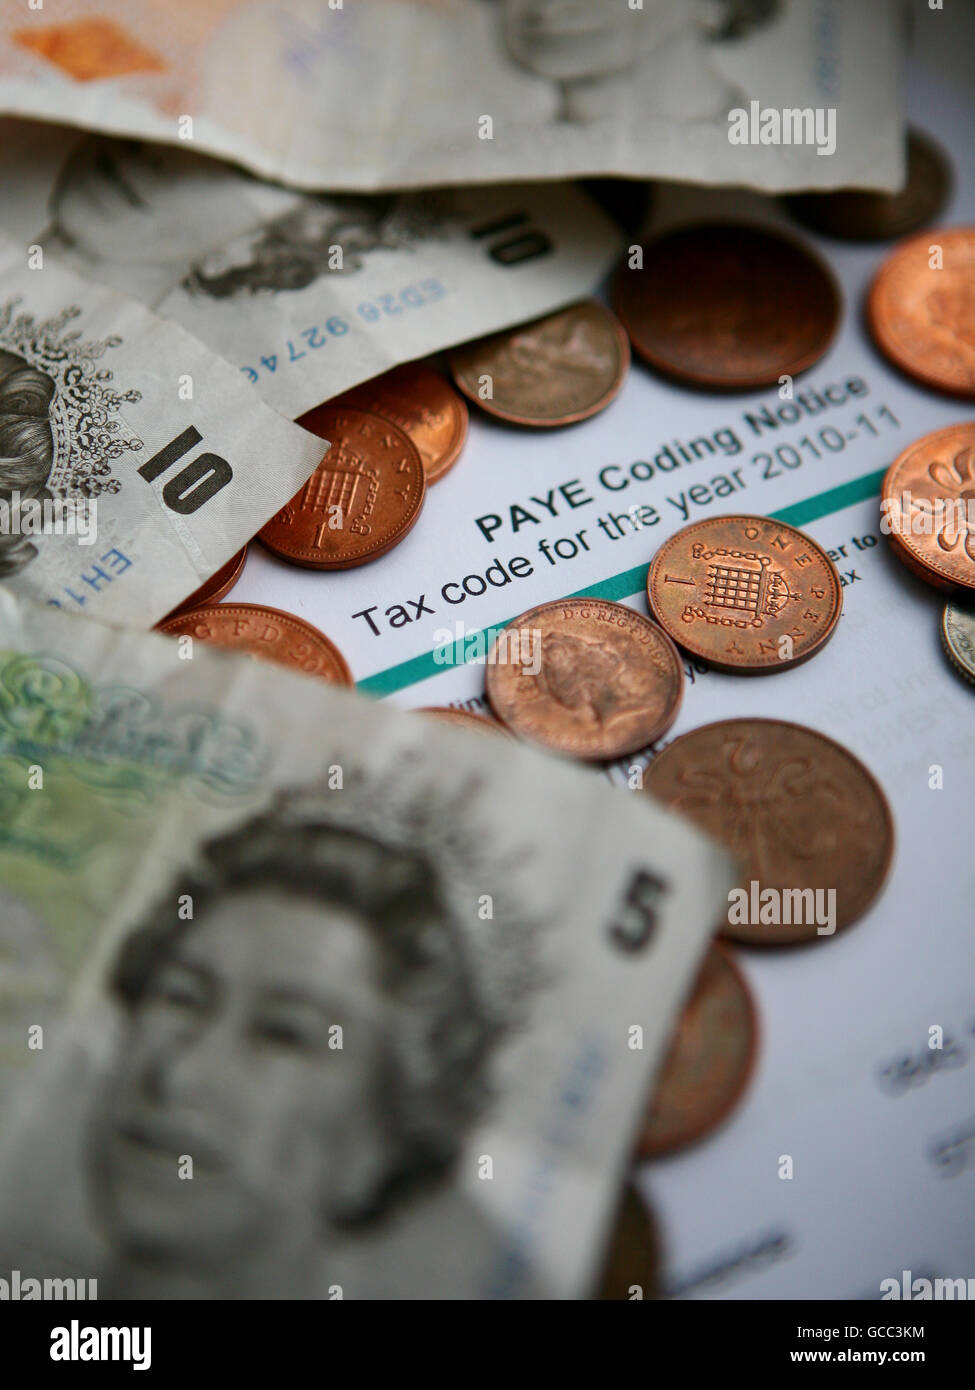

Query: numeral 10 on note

[138,427,233,513]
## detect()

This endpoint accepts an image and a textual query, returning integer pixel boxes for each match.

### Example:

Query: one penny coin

[647,515,842,673]
[867,226,975,398]
[157,603,353,685]
[638,944,758,1159]
[485,598,683,761]
[595,1184,662,1301]
[614,222,840,390]
[448,300,629,427]
[941,601,975,687]
[786,129,951,242]
[337,362,468,484]
[643,718,894,945]
[880,423,975,592]
[160,546,247,622]
[259,406,425,568]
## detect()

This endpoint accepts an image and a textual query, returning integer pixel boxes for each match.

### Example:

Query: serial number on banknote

[240,279,447,383]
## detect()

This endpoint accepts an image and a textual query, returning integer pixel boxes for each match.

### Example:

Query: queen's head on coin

[85,794,499,1296]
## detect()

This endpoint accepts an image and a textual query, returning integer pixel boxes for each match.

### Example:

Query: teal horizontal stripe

[770,467,887,529]
[356,468,885,697]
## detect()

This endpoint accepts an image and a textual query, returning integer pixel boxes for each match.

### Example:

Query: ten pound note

[0,234,326,624]
[0,594,734,1300]
[0,120,624,420]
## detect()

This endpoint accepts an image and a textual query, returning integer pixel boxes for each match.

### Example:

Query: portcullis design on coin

[647,515,842,673]
[259,405,425,569]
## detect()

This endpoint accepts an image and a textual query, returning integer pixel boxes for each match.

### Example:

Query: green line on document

[356,467,887,697]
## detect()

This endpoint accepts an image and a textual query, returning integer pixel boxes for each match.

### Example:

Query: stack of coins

[154,296,639,677]
[156,361,475,679]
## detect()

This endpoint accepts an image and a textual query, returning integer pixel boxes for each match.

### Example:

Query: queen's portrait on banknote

[0,777,542,1298]
[498,0,782,125]
[43,140,244,305]
[44,137,444,305]
[182,195,445,301]
[87,799,499,1297]
[31,1,787,203]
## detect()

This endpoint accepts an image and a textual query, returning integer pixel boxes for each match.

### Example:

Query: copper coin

[448,300,629,427]
[595,1184,662,1301]
[643,718,894,945]
[941,601,975,687]
[647,515,842,673]
[638,944,758,1158]
[880,424,975,593]
[160,546,247,622]
[259,406,425,568]
[867,227,975,399]
[336,362,468,484]
[156,603,353,685]
[485,598,683,761]
[786,129,951,242]
[614,222,840,390]
[418,707,509,734]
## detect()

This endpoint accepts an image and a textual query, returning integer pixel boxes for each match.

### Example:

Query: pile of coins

[157,360,473,677]
[154,127,975,1297]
